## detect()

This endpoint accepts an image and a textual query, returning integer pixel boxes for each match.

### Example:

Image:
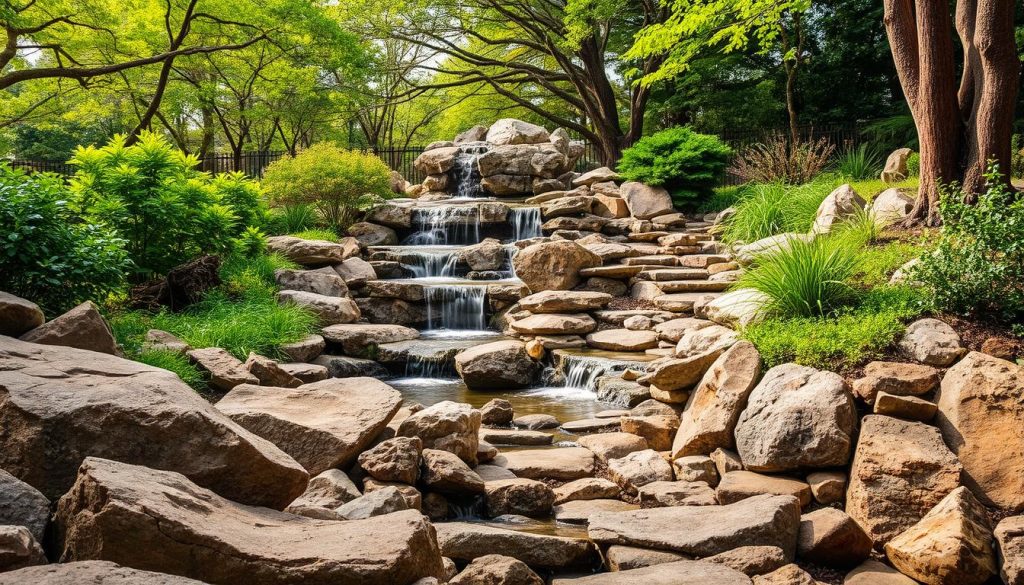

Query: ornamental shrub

[0,165,131,314]
[617,127,731,207]
[262,144,394,230]
[69,132,266,279]
[728,133,834,185]
[915,163,1024,322]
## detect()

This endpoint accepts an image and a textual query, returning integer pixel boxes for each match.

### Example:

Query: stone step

[479,428,554,446]
[678,255,731,269]
[622,256,678,267]
[657,280,732,293]
[580,265,643,279]
[640,268,710,282]
[653,292,722,313]
[561,418,622,434]
[626,231,670,242]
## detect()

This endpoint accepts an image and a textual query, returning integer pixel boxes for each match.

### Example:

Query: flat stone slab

[657,280,732,293]
[495,448,596,481]
[553,499,638,525]
[320,323,419,356]
[588,494,801,559]
[215,378,401,475]
[434,522,600,569]
[0,561,208,584]
[551,559,750,584]
[641,268,710,282]
[579,265,643,279]
[654,293,721,313]
[561,418,621,433]
[479,429,553,446]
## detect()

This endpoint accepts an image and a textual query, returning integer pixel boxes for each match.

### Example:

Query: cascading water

[404,248,461,278]
[424,285,487,331]
[451,143,489,199]
[543,353,638,392]
[403,206,481,245]
[509,206,542,241]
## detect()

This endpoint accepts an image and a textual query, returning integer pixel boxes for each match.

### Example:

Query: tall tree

[884,0,1019,225]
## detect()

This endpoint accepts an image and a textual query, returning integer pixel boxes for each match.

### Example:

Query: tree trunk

[884,0,1017,225]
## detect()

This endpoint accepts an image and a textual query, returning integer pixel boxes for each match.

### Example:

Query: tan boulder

[586,329,659,352]
[705,546,788,576]
[321,323,419,357]
[851,361,940,404]
[244,352,302,387]
[846,415,961,546]
[796,507,872,567]
[266,235,358,265]
[752,564,818,585]
[811,184,866,235]
[554,499,638,525]
[486,119,550,145]
[995,516,1024,585]
[421,449,485,496]
[885,487,996,585]
[734,363,857,472]
[485,478,554,517]
[806,471,846,506]
[511,313,597,335]
[869,188,915,226]
[450,554,544,585]
[604,545,689,571]
[358,436,422,485]
[898,318,965,366]
[0,336,307,509]
[0,561,208,584]
[936,351,1024,510]
[874,392,936,421]
[639,349,723,392]
[414,146,460,174]
[607,449,674,492]
[638,480,717,507]
[19,301,119,355]
[512,240,602,293]
[495,447,595,481]
[54,458,445,584]
[284,469,361,518]
[578,432,649,463]
[0,292,44,337]
[844,560,919,585]
[551,559,751,584]
[0,525,46,572]
[620,181,675,220]
[881,147,912,183]
[397,401,481,465]
[276,290,360,325]
[553,477,621,504]
[673,341,761,458]
[455,340,541,390]
[518,290,612,313]
[273,268,348,297]
[671,455,718,485]
[280,333,326,362]
[620,415,679,451]
[187,346,258,391]
[435,522,599,569]
[215,378,401,475]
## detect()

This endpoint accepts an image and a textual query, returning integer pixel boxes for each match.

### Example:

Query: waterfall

[547,353,634,392]
[404,249,461,278]
[403,206,481,245]
[405,354,454,378]
[424,285,487,331]
[451,144,488,199]
[509,206,542,241]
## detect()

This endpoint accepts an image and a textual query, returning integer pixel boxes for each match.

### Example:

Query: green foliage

[736,234,860,318]
[742,286,925,369]
[266,204,318,235]
[906,152,920,177]
[137,350,205,391]
[915,164,1024,321]
[836,144,883,180]
[863,115,919,151]
[289,228,340,242]
[0,165,131,314]
[69,132,266,278]
[849,240,923,289]
[262,143,394,230]
[617,127,731,206]
[699,184,751,213]
[111,252,315,361]
[235,226,269,258]
[1011,134,1024,179]
[719,179,830,243]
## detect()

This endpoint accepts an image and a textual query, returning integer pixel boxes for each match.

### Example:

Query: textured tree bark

[883,0,1018,225]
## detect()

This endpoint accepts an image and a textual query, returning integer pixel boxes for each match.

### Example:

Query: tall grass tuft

[836,144,883,180]
[736,235,861,318]
[720,180,832,244]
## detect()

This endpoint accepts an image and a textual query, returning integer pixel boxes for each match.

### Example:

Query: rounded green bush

[618,127,731,207]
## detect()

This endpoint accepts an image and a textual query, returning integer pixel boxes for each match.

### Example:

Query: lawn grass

[110,252,318,367]
[289,228,340,242]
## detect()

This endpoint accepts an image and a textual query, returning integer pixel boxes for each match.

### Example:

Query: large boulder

[450,554,544,585]
[0,292,44,337]
[434,522,599,569]
[734,363,857,472]
[551,559,751,584]
[995,516,1024,585]
[347,221,398,247]
[881,147,912,183]
[274,268,348,297]
[19,301,119,355]
[704,289,769,328]
[0,524,46,571]
[421,449,485,496]
[186,347,259,391]
[884,487,996,585]
[358,436,422,485]
[276,290,360,325]
[0,561,209,584]
[898,318,965,366]
[321,323,419,357]
[810,184,866,234]
[936,351,1024,510]
[455,125,488,144]
[485,119,550,146]
[620,182,675,220]
[672,341,762,458]
[846,415,962,546]
[397,401,481,465]
[484,478,555,518]
[869,188,915,226]
[267,235,358,265]
[215,378,401,476]
[512,241,602,293]
[455,340,541,390]
[54,458,445,585]
[0,336,307,509]
[414,146,460,174]
[495,448,596,481]
[285,469,361,518]
[0,469,50,544]
[796,507,872,567]
[607,450,674,492]
[588,494,801,559]
[511,313,597,336]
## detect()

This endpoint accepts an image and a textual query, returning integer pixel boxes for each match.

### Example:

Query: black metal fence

[7,141,603,184]
[717,123,865,186]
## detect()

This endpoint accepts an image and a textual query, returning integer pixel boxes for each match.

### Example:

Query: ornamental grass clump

[720,180,830,244]
[736,235,861,318]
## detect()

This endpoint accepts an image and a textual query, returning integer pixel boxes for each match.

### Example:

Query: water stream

[403,206,481,245]
[423,284,488,331]
[509,206,542,241]
[451,143,489,198]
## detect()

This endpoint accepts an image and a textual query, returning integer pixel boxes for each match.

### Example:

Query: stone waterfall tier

[546,349,659,392]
